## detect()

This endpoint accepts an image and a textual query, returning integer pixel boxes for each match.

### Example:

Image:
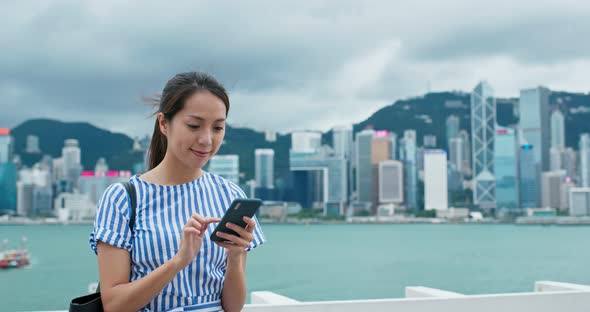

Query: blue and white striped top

[89,172,265,312]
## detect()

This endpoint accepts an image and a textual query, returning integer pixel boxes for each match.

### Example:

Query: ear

[157,113,168,137]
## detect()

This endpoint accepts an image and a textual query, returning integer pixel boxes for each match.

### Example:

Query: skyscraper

[208,155,239,184]
[520,87,551,206]
[520,87,551,170]
[542,170,566,209]
[494,127,518,209]
[550,109,565,149]
[372,132,392,213]
[333,125,353,159]
[424,150,448,211]
[560,177,576,212]
[378,160,404,204]
[401,130,418,210]
[333,125,354,204]
[562,147,578,180]
[471,81,496,210]
[255,149,274,189]
[0,128,12,163]
[62,139,82,192]
[519,144,537,208]
[459,130,471,175]
[550,147,562,171]
[449,137,463,173]
[388,132,397,161]
[0,162,17,215]
[579,134,590,187]
[446,115,460,148]
[355,129,374,205]
[255,149,275,200]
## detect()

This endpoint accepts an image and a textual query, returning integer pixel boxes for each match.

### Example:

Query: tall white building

[471,81,496,210]
[292,131,322,153]
[550,109,565,149]
[542,170,566,209]
[449,137,464,172]
[446,115,460,147]
[520,87,551,207]
[378,160,403,204]
[255,149,274,189]
[560,177,576,212]
[550,147,562,171]
[562,148,578,180]
[356,129,375,204]
[569,188,590,216]
[208,155,240,184]
[424,150,448,211]
[333,125,353,159]
[62,139,82,191]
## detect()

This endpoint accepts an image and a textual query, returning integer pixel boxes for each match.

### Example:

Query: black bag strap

[121,181,137,231]
[96,181,137,294]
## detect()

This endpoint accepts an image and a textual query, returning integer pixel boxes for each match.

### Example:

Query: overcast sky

[2,0,589,138]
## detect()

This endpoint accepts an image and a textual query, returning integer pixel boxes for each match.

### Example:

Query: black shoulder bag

[69,181,137,312]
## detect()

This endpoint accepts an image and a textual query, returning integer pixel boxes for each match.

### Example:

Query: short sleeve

[89,183,134,255]
[230,183,266,252]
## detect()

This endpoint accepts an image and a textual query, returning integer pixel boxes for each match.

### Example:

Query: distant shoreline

[2,216,590,226]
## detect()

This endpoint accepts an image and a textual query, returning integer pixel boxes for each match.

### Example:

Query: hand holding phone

[210,198,262,243]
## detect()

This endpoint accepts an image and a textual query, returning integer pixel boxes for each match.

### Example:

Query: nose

[197,129,212,146]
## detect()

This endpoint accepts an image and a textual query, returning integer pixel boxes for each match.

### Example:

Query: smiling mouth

[191,149,210,158]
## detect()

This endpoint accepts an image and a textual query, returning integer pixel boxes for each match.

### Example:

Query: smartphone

[210,198,262,242]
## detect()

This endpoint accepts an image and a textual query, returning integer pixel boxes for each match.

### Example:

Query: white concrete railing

[31,280,590,312]
[404,286,466,298]
[242,280,590,312]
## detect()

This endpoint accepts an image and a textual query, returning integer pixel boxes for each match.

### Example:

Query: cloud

[1,0,588,137]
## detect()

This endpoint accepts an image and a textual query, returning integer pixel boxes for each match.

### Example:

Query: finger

[192,213,207,224]
[183,227,200,236]
[189,218,202,230]
[215,232,250,248]
[215,241,245,250]
[243,216,256,233]
[202,217,221,227]
[226,223,253,242]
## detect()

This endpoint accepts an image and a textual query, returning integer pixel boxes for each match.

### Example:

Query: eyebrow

[187,115,226,122]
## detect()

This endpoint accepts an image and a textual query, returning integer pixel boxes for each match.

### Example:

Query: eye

[214,127,224,131]
[187,124,200,129]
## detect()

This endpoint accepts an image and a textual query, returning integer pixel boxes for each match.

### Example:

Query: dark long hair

[147,71,230,170]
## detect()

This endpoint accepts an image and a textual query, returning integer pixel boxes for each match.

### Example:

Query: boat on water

[0,237,30,269]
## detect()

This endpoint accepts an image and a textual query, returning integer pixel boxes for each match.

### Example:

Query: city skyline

[2,1,590,137]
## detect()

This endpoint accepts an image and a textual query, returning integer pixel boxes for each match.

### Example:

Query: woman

[89,71,265,312]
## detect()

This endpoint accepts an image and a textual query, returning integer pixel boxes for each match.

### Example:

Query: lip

[191,149,210,158]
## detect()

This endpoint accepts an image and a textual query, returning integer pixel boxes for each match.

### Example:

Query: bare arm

[216,217,257,312]
[221,252,248,312]
[97,242,184,312]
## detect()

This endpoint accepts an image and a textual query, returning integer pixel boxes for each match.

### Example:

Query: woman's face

[159,90,227,170]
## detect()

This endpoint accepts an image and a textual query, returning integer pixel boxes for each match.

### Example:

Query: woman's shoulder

[205,172,247,198]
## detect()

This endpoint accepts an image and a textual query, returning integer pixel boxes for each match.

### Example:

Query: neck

[152,153,204,185]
